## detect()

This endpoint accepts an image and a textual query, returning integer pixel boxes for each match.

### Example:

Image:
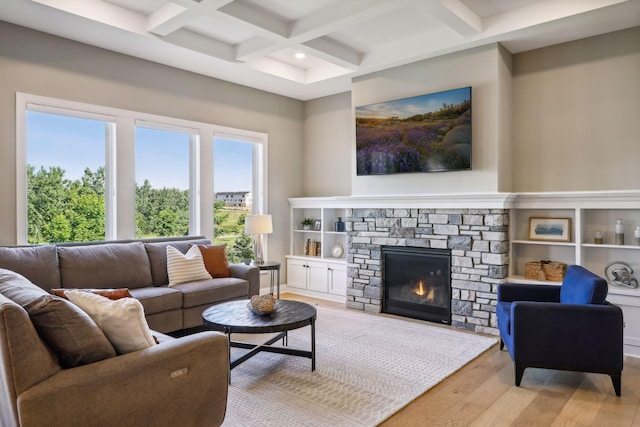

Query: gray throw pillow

[25,294,117,368]
[0,269,116,368]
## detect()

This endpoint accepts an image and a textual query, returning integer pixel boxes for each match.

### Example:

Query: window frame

[16,93,268,245]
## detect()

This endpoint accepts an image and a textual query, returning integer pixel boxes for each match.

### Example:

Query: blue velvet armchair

[497,265,624,396]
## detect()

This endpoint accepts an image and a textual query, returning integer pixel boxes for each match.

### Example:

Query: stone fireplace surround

[346,207,509,336]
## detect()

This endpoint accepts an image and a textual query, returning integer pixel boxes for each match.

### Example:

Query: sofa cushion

[0,269,116,368]
[166,245,212,286]
[197,244,231,278]
[0,245,61,291]
[172,277,249,309]
[52,288,133,300]
[145,239,210,286]
[65,290,157,354]
[128,286,183,315]
[560,265,608,305]
[57,242,153,289]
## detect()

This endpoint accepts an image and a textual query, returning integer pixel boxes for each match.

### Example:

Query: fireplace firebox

[382,246,451,324]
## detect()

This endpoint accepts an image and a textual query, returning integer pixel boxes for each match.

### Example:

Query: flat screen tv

[356,86,471,175]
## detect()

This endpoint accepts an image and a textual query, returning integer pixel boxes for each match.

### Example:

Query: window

[135,125,194,238]
[25,109,114,243]
[213,136,265,255]
[16,93,267,245]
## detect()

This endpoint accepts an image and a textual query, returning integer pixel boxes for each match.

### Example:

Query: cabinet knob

[328,267,332,271]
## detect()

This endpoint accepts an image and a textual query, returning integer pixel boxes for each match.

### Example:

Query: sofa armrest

[17,331,229,427]
[498,283,561,303]
[511,301,623,371]
[229,263,260,297]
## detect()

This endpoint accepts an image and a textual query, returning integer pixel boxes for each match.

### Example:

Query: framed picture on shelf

[529,217,571,242]
[313,219,321,231]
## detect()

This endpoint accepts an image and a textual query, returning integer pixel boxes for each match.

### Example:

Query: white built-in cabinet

[286,198,348,302]
[509,191,640,357]
[285,192,640,357]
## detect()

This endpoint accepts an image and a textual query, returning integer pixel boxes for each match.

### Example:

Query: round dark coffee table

[202,299,316,373]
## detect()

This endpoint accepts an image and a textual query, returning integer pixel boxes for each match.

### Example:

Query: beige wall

[0,21,303,265]
[303,92,352,196]
[511,27,640,191]
[302,27,640,197]
[351,44,510,195]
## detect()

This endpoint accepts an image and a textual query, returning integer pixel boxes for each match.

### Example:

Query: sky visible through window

[27,111,253,193]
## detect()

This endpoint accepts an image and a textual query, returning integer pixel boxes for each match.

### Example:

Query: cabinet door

[607,293,640,357]
[287,259,308,289]
[328,263,347,296]
[307,261,328,292]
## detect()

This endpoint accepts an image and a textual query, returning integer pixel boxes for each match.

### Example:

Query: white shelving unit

[509,191,640,356]
[286,198,348,302]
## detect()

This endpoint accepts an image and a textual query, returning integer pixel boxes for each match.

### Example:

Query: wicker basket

[524,260,567,282]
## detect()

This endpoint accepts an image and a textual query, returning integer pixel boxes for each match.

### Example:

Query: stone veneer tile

[346,208,508,335]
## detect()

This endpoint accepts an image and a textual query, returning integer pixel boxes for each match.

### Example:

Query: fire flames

[415,280,435,302]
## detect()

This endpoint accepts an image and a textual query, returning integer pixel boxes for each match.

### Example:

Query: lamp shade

[245,214,273,234]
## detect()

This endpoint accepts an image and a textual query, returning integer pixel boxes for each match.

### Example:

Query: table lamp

[244,214,272,264]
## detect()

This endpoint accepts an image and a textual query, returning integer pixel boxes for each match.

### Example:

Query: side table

[252,261,281,298]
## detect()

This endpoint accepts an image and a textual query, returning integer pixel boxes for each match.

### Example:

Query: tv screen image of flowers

[355,86,471,175]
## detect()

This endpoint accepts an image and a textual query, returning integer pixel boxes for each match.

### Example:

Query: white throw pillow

[64,290,156,354]
[166,245,212,286]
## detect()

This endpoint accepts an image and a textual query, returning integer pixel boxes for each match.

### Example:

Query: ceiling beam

[148,0,235,36]
[303,38,361,70]
[30,0,146,33]
[417,0,482,38]
[161,28,236,62]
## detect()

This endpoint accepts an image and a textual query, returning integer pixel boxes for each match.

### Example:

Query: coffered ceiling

[1,0,639,100]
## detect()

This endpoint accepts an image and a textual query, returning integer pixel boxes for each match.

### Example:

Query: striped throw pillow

[166,245,212,286]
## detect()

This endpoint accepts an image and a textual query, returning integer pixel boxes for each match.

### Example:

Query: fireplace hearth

[382,246,451,324]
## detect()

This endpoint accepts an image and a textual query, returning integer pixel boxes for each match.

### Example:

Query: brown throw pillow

[52,288,133,300]
[197,244,231,278]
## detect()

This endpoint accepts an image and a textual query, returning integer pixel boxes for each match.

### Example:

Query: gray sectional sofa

[0,268,230,427]
[0,235,260,333]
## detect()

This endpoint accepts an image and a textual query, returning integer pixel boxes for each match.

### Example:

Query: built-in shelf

[508,190,640,357]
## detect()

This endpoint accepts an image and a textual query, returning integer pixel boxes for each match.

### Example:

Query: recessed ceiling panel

[461,0,541,18]
[329,5,446,54]
[240,0,341,22]
[186,15,255,45]
[104,0,168,16]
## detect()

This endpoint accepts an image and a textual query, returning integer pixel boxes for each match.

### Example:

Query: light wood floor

[282,293,640,427]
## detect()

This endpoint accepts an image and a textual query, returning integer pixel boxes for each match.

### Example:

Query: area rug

[221,304,496,427]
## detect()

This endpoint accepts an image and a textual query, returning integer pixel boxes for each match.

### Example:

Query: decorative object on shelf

[304,238,311,256]
[524,260,567,282]
[307,240,321,257]
[594,231,603,244]
[335,217,345,232]
[245,214,273,264]
[313,219,321,231]
[605,262,638,289]
[248,293,277,315]
[615,219,624,245]
[331,242,344,258]
[528,217,571,242]
[301,218,314,230]
[636,226,640,246]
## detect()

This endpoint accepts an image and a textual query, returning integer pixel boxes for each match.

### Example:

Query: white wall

[303,92,352,196]
[511,26,640,192]
[0,21,303,266]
